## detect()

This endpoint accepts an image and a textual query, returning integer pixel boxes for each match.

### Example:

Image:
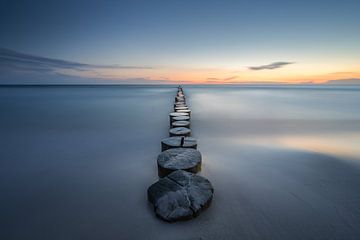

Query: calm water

[1,85,360,239]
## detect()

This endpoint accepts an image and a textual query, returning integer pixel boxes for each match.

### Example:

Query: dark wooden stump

[169,127,191,137]
[175,109,191,115]
[174,106,188,111]
[172,115,190,122]
[157,148,202,177]
[174,103,187,108]
[171,120,190,128]
[161,136,197,151]
[175,101,186,105]
[147,170,213,222]
[169,112,189,117]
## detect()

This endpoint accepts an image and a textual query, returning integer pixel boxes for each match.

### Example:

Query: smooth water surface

[1,85,360,239]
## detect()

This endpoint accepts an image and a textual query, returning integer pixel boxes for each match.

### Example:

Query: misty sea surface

[1,85,360,240]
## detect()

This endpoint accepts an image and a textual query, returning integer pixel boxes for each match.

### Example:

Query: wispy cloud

[0,47,153,74]
[207,76,238,81]
[248,61,294,71]
[0,47,161,84]
[325,78,360,85]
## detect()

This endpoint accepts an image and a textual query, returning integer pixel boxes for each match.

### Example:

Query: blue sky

[0,0,359,84]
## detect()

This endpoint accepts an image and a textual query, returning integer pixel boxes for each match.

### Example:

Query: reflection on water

[187,85,360,160]
[276,133,360,159]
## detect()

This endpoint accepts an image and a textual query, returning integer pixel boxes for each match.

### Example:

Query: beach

[1,85,360,239]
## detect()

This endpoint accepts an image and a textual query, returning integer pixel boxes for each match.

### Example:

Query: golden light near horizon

[68,61,360,84]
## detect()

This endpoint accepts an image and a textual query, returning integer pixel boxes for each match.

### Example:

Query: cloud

[0,47,153,74]
[325,78,360,85]
[248,61,294,71]
[207,76,238,82]
[0,47,159,84]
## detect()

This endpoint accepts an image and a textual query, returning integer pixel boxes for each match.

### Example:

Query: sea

[1,85,360,239]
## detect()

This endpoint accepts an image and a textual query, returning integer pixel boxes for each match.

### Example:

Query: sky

[0,0,359,84]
